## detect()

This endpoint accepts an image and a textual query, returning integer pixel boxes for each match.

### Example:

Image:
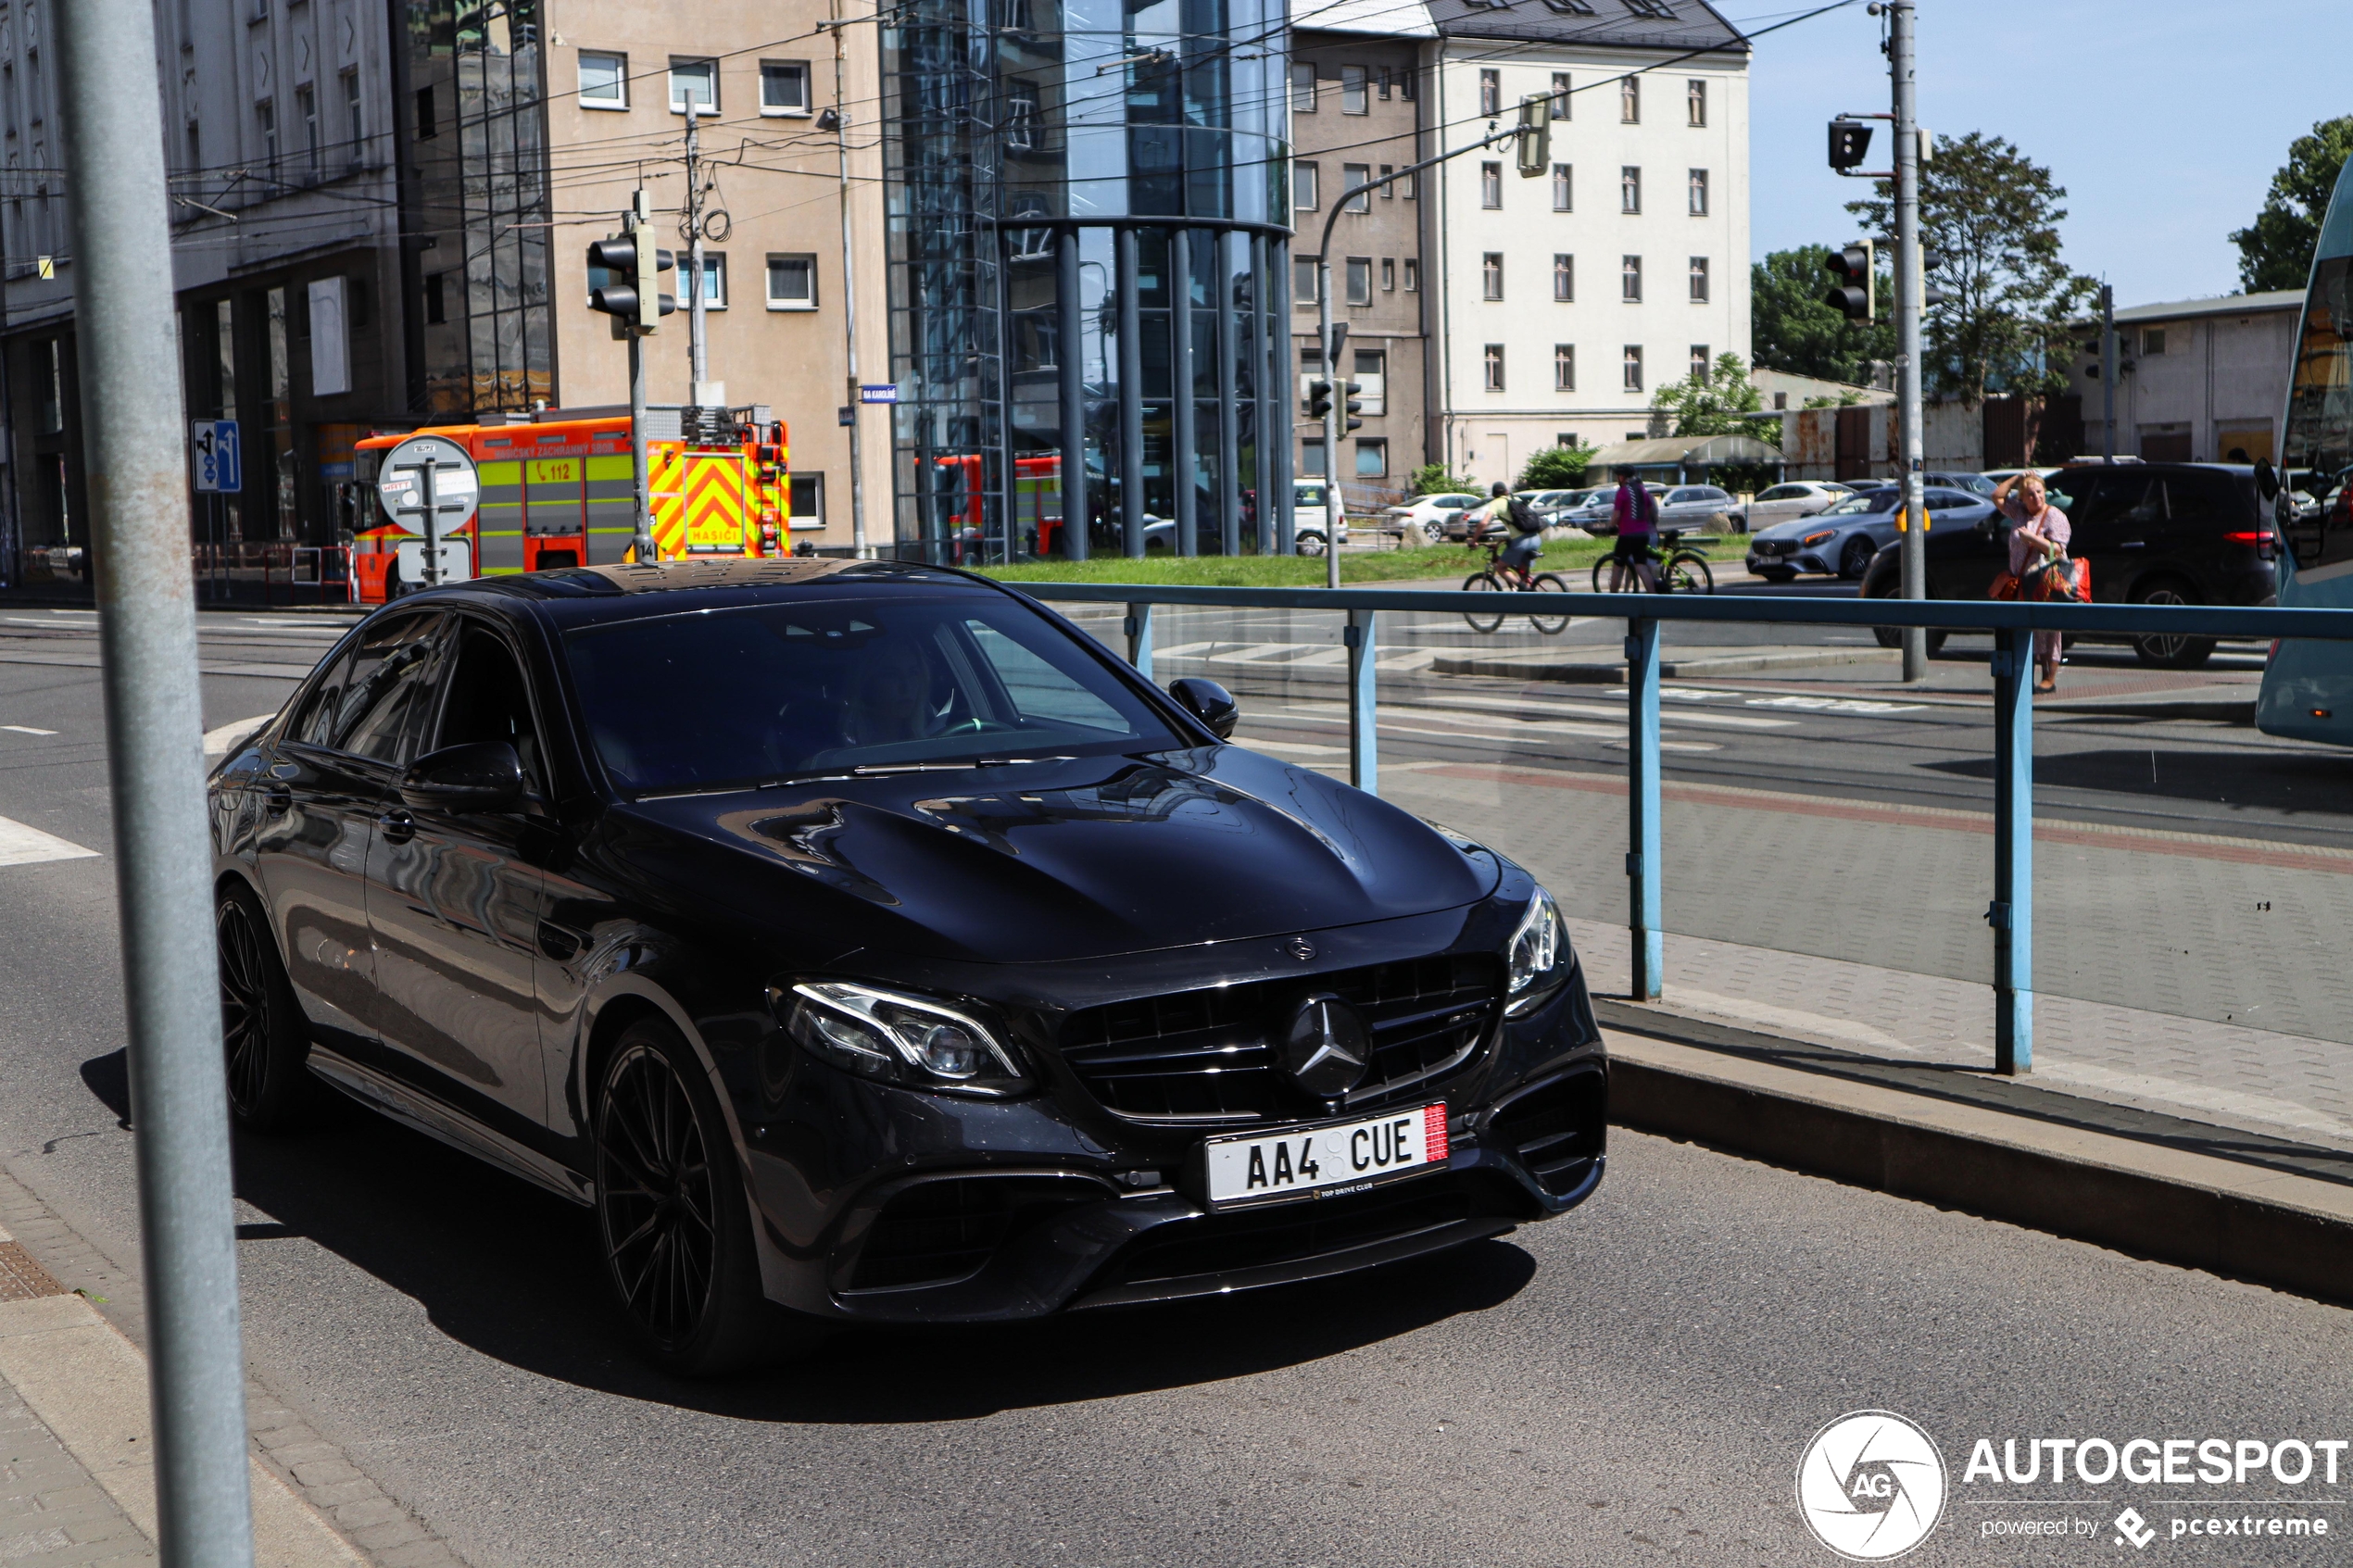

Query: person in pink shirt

[1994,470,2070,692]
[1607,475,1658,592]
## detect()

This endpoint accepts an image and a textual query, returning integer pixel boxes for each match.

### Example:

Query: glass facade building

[881,0,1293,563]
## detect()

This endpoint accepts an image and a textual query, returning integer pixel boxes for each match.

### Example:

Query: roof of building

[1590,433,1782,468]
[1302,0,1748,50]
[2104,290,2304,326]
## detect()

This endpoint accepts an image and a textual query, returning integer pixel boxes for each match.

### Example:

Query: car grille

[1058,954,1501,1123]
[846,1176,1101,1291]
[1084,1176,1487,1295]
[1753,538,1788,557]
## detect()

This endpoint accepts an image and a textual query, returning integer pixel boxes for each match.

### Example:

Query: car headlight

[1802,529,1835,547]
[1504,885,1567,1012]
[779,982,1027,1094]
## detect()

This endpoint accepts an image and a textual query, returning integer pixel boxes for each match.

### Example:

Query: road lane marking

[205,713,280,756]
[0,725,57,735]
[0,815,98,867]
[1425,694,1796,730]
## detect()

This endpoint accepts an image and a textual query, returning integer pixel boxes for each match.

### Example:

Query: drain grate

[0,1240,66,1301]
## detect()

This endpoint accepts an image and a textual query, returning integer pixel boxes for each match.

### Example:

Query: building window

[579,50,628,108]
[1302,439,1327,478]
[1380,257,1395,291]
[1690,344,1709,377]
[1687,77,1706,126]
[669,57,717,114]
[1378,66,1393,100]
[1551,70,1571,119]
[1620,74,1639,123]
[688,254,727,309]
[1401,67,1416,101]
[1688,256,1708,301]
[1005,84,1040,151]
[1355,439,1388,477]
[1399,169,1416,200]
[1623,345,1643,392]
[1479,69,1501,117]
[1554,253,1574,301]
[765,254,817,308]
[761,60,811,115]
[1688,168,1708,216]
[1378,164,1394,196]
[1552,162,1573,212]
[1482,252,1504,301]
[1293,258,1319,303]
[342,70,362,149]
[1346,257,1372,306]
[1290,63,1316,112]
[257,99,278,174]
[1343,163,1371,212]
[1403,257,1419,292]
[415,85,435,140]
[1621,254,1642,301]
[1621,166,1641,214]
[2143,328,2168,355]
[1625,0,1675,17]
[296,84,318,175]
[424,271,446,324]
[790,473,824,524]
[185,120,202,182]
[1341,64,1368,114]
[1481,161,1502,208]
[1555,431,1579,447]
[1295,160,1319,209]
[1554,344,1575,391]
[1484,345,1505,391]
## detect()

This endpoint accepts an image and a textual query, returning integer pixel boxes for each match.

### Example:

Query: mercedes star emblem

[1279,995,1370,1098]
[1285,935,1316,961]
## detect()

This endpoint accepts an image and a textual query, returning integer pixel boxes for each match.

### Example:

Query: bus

[2258,156,2353,743]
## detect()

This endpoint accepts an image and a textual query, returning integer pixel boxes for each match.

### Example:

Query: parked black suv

[1861,463,2275,667]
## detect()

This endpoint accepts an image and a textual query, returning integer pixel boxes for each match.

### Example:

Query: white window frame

[688,253,727,310]
[1690,345,1709,379]
[1301,437,1328,479]
[669,57,718,115]
[1290,63,1316,113]
[790,472,825,527]
[1294,159,1319,210]
[1343,163,1371,213]
[1340,64,1368,115]
[1550,70,1571,119]
[1482,251,1504,301]
[760,59,812,117]
[1483,344,1505,392]
[1551,162,1572,212]
[1345,257,1372,306]
[1354,438,1388,478]
[765,253,818,310]
[1687,78,1706,127]
[342,69,363,148]
[1620,74,1639,123]
[1623,344,1643,392]
[1554,253,1574,301]
[1479,69,1501,117]
[1293,258,1320,303]
[1621,165,1641,214]
[1688,167,1708,217]
[1554,344,1575,392]
[1403,257,1420,292]
[579,49,628,110]
[1688,255,1709,302]
[1480,161,1501,209]
[1621,254,1642,302]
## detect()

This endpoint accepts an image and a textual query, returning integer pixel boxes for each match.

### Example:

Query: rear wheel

[2132,582,2216,669]
[1662,553,1715,595]
[1529,573,1571,634]
[1461,571,1507,633]
[216,883,314,1132]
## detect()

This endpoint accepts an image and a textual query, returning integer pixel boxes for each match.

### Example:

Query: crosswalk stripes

[0,817,96,869]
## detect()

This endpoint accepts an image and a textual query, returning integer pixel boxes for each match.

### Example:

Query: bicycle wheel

[1590,558,1617,594]
[1461,572,1507,633]
[1663,552,1715,595]
[1529,573,1571,634]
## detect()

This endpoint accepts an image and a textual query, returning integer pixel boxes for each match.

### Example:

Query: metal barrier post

[1990,624,2033,1073]
[1125,601,1153,681]
[1627,618,1663,1000]
[1346,608,1377,793]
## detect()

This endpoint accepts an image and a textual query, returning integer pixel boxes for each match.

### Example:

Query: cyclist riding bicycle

[1474,482,1546,585]
[1607,475,1660,592]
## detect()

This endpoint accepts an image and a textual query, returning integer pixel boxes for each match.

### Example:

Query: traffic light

[1824,241,1874,322]
[1308,380,1334,421]
[1516,94,1551,178]
[1919,248,1952,308]
[1306,380,1365,433]
[585,227,677,331]
[1340,382,1365,433]
[1828,119,1871,172]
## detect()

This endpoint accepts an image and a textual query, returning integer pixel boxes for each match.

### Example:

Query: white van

[1292,483,1351,556]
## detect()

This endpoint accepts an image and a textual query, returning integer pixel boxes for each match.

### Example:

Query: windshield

[1822,491,1898,516]
[564,594,1184,797]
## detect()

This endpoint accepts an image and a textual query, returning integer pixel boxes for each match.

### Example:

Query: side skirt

[308,1047,593,1207]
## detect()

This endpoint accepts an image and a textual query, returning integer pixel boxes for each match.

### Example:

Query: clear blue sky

[1738,0,2351,307]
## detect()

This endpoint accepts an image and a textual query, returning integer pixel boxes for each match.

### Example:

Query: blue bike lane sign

[190,420,241,493]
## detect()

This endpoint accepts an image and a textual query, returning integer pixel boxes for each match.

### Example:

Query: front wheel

[216,883,316,1132]
[1461,571,1507,633]
[1529,573,1571,634]
[1296,532,1327,558]
[1661,553,1715,595]
[1590,557,1637,594]
[1839,537,1876,580]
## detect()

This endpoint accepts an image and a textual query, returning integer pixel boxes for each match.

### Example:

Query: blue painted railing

[1018,582,2353,1077]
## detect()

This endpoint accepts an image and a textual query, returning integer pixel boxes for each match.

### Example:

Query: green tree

[1751,245,1897,385]
[1847,132,2095,404]
[2231,117,2353,293]
[1652,352,1766,436]
[1517,444,1598,490]
[1406,461,1480,496]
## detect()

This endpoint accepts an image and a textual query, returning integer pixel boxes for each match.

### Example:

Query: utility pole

[630,192,657,563]
[2099,282,2117,463]
[685,102,715,405]
[822,11,872,558]
[1889,0,1926,684]
[57,0,258,1561]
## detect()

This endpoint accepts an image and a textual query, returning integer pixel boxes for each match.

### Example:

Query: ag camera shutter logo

[1797,1411,1948,1561]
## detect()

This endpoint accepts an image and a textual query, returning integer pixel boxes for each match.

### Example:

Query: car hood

[1755,514,1862,540]
[608,746,1501,964]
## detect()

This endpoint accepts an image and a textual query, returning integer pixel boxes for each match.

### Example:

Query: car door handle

[376,809,416,845]
[536,921,582,962]
[264,784,292,816]
[2120,540,2145,548]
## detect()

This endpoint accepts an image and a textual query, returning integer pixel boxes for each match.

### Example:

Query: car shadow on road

[1924,746,2353,821]
[81,1049,1541,1424]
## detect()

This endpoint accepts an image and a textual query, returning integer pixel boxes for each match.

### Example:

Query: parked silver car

[1745,484,1996,581]
[1739,481,1848,533]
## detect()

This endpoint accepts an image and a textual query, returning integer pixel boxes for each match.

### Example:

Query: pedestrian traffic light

[1828,119,1871,172]
[1516,94,1551,178]
[585,228,677,332]
[1824,241,1874,322]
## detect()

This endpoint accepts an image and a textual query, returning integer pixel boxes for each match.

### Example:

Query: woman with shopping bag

[1991,471,2076,692]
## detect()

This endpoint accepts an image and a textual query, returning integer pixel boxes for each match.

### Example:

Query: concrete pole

[1890,0,1927,684]
[685,104,710,401]
[55,0,258,1560]
[2100,283,2117,464]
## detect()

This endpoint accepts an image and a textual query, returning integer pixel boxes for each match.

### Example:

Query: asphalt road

[1,608,2350,1566]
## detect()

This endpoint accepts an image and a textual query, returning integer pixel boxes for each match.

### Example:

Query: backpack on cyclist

[1507,495,1542,535]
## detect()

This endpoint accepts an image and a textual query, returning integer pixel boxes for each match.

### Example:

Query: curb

[1602,1019,2353,1305]
[1432,646,1902,683]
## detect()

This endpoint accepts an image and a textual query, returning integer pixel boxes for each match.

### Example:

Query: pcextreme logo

[1797,1411,1948,1561]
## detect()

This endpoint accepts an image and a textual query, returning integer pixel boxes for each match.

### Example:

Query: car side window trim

[421,612,560,805]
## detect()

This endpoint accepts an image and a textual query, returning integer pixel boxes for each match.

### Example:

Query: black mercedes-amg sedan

[208,558,1606,1374]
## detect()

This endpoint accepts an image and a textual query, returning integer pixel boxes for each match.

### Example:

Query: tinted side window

[285,646,358,748]
[2164,470,2247,526]
[434,627,546,794]
[333,615,448,763]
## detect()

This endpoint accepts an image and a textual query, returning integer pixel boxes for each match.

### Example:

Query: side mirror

[398,741,523,813]
[2255,458,2281,501]
[1167,677,1239,740]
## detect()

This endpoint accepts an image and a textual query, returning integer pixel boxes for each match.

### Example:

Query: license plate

[1203,1103,1449,1210]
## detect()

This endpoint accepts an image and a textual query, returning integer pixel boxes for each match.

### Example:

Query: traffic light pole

[630,321,655,563]
[1890,0,1927,684]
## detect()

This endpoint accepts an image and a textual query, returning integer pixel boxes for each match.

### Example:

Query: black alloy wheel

[2132,582,2217,669]
[215,884,313,1131]
[595,1018,790,1375]
[1840,536,1876,580]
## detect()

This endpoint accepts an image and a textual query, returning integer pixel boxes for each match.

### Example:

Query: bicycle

[1589,527,1716,596]
[1461,530,1571,633]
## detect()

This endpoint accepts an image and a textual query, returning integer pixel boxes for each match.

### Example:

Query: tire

[1662,553,1714,595]
[2131,582,2216,669]
[216,882,316,1133]
[1870,624,1948,653]
[1296,532,1327,558]
[596,1016,799,1376]
[1839,536,1876,581]
[1461,571,1507,633]
[1529,573,1571,634]
[1423,521,1444,545]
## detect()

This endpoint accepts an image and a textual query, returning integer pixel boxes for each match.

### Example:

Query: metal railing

[1016,582,2353,1079]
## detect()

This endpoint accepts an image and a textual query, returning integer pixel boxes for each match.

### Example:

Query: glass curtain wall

[882,0,1290,563]
[407,0,553,416]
